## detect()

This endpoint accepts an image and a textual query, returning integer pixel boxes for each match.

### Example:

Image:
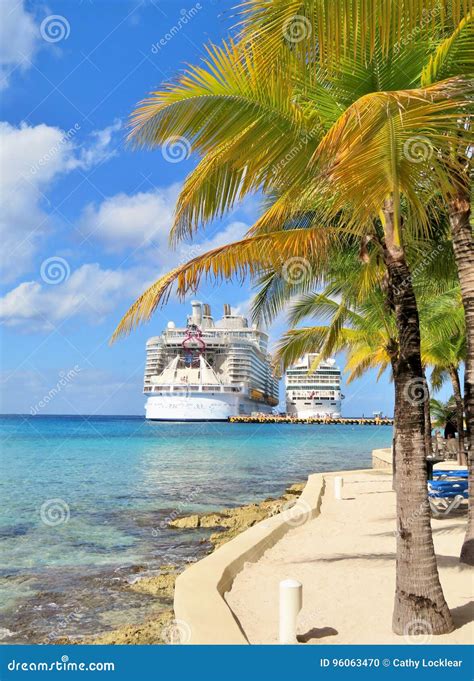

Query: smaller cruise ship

[285,354,343,417]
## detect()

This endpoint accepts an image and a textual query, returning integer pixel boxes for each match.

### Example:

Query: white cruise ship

[285,354,343,417]
[143,301,279,421]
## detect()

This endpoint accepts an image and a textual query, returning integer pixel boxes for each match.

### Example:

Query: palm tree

[244,0,474,566]
[272,266,463,463]
[112,5,472,631]
[418,14,474,562]
[430,397,458,430]
[422,291,466,464]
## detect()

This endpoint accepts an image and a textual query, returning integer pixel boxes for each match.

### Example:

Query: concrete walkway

[226,470,473,644]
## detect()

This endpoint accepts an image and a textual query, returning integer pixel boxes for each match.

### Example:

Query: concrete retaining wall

[173,473,325,644]
[372,447,393,470]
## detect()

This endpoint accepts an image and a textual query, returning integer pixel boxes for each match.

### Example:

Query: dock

[228,416,393,425]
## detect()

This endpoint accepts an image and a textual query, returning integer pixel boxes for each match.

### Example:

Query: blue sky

[0,0,398,416]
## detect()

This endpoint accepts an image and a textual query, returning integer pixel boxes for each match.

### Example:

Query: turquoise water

[0,415,392,643]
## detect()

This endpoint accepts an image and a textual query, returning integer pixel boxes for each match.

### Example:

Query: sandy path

[226,470,473,644]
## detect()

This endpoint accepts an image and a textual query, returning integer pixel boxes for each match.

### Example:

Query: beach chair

[432,470,468,480]
[428,480,468,516]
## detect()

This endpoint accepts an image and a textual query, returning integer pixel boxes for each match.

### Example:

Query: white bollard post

[279,579,302,644]
[334,476,344,500]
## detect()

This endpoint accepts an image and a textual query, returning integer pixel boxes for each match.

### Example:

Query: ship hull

[286,403,341,418]
[145,392,274,421]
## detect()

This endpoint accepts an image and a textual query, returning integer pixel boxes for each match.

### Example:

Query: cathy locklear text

[0,645,471,680]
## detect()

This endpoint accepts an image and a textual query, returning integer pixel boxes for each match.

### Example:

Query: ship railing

[146,384,243,394]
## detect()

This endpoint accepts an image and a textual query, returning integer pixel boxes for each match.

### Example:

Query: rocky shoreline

[55,482,305,645]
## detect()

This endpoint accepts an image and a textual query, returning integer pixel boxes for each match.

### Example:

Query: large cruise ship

[143,301,280,421]
[285,354,343,417]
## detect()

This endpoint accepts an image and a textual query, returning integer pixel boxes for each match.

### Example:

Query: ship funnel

[223,303,231,317]
[202,303,211,317]
[191,300,202,325]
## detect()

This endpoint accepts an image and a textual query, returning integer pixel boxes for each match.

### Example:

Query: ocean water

[0,415,392,643]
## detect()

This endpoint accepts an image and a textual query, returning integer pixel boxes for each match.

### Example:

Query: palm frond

[111,226,336,342]
[239,0,473,64]
[311,78,473,233]
[422,12,474,86]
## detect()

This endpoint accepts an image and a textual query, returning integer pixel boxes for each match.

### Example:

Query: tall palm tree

[430,397,458,430]
[422,291,466,464]
[244,0,474,565]
[112,6,472,631]
[418,14,474,561]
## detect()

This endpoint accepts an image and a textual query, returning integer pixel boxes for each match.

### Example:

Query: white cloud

[0,171,251,333]
[79,185,248,263]
[0,0,38,90]
[0,262,148,331]
[0,217,250,332]
[77,119,122,167]
[79,184,181,252]
[0,120,122,282]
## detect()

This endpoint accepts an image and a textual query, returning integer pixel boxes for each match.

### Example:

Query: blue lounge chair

[428,480,468,516]
[432,470,468,479]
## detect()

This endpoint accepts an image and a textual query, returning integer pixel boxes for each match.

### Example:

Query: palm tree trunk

[448,365,466,467]
[423,371,433,457]
[383,200,453,635]
[391,357,398,492]
[448,190,474,565]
